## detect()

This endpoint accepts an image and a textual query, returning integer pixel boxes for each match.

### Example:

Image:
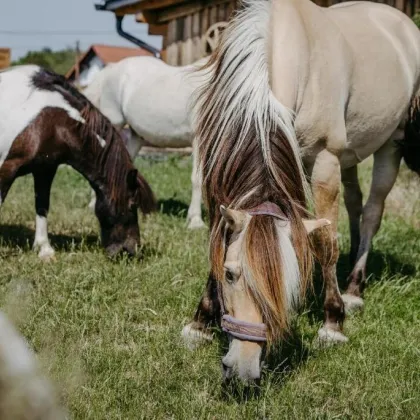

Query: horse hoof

[38,246,56,262]
[317,327,348,345]
[187,217,206,230]
[342,293,364,314]
[181,323,213,350]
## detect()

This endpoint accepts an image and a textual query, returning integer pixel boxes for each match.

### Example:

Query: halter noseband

[219,201,286,343]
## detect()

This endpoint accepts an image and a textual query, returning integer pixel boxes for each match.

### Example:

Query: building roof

[66,44,153,80]
[95,0,141,11]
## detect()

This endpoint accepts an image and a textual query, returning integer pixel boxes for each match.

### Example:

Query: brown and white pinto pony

[0,65,156,259]
[183,0,420,382]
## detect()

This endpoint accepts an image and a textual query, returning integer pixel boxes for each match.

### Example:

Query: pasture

[0,154,419,419]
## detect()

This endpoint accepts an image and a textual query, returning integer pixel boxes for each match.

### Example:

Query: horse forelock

[242,217,295,343]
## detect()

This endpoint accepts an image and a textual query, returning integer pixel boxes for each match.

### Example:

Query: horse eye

[225,270,235,284]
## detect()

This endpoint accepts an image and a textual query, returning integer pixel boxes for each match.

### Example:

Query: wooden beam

[135,12,146,22]
[148,23,168,36]
[154,0,231,24]
[114,0,186,14]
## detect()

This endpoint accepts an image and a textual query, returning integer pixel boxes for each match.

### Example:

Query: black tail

[402,97,420,174]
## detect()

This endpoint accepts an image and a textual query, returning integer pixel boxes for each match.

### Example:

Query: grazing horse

[84,56,207,229]
[0,312,65,419]
[0,65,156,259]
[182,0,420,382]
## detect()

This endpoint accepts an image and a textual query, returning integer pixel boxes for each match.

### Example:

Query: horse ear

[303,218,331,234]
[220,205,247,232]
[127,169,139,191]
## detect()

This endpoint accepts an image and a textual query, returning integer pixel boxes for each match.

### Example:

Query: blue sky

[0,0,163,61]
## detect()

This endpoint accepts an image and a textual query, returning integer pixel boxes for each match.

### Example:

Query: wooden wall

[0,48,10,70]
[165,0,235,65]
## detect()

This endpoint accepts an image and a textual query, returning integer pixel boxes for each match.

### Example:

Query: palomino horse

[84,56,207,229]
[0,312,65,419]
[0,65,156,259]
[182,0,420,382]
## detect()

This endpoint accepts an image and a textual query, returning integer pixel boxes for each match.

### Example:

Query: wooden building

[96,0,420,66]
[0,48,11,70]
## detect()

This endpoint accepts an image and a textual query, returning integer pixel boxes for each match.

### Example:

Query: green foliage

[413,12,420,29]
[0,156,419,418]
[12,47,77,75]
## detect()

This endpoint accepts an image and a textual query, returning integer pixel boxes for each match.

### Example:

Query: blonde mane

[194,0,313,342]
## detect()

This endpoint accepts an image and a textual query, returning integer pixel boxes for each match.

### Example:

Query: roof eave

[94,0,141,12]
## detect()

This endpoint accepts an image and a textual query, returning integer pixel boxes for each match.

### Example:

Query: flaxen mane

[194,0,313,341]
[31,69,156,214]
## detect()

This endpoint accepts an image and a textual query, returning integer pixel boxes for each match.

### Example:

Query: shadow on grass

[158,198,209,224]
[158,198,189,218]
[0,223,159,261]
[0,223,98,252]
[307,249,417,325]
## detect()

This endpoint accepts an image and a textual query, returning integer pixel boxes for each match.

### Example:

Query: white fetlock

[187,215,206,230]
[318,327,349,345]
[181,323,213,350]
[37,245,55,262]
[342,293,364,314]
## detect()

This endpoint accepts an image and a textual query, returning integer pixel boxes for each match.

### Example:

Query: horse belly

[125,97,193,148]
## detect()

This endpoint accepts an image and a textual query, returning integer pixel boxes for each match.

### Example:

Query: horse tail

[83,64,115,108]
[0,312,66,419]
[135,171,157,215]
[403,96,420,174]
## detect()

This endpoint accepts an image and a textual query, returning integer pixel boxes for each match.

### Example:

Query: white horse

[84,56,207,229]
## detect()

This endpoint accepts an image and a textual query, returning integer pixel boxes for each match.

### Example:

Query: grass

[0,155,419,419]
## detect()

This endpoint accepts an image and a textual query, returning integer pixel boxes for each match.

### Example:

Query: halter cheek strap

[218,202,286,343]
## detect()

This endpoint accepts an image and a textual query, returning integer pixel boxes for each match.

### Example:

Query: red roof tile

[66,44,154,80]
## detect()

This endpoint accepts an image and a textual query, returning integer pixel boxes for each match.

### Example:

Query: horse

[182,0,420,382]
[0,311,65,419]
[83,56,207,229]
[0,65,156,260]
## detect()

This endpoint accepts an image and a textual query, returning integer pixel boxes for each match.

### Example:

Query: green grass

[0,155,419,419]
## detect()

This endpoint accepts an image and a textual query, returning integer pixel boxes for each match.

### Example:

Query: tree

[12,47,78,75]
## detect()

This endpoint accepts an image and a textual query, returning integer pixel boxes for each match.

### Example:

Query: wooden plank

[115,0,185,14]
[209,5,218,25]
[201,6,209,33]
[0,48,10,70]
[148,23,168,36]
[181,14,194,64]
[167,19,177,45]
[153,0,231,24]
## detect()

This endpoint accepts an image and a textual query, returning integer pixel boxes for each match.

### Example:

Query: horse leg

[0,161,20,208]
[33,167,57,261]
[309,149,347,343]
[187,138,205,229]
[124,127,145,161]
[343,139,401,308]
[182,273,219,349]
[341,166,363,266]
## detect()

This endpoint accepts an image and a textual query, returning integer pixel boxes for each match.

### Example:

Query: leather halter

[219,202,286,343]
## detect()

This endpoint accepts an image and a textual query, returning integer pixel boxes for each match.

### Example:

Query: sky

[0,0,163,61]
